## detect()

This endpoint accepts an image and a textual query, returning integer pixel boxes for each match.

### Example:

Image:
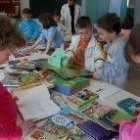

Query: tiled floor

[124,64,140,97]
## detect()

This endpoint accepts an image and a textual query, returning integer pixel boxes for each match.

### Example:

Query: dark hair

[22,8,32,15]
[122,13,134,29]
[53,11,61,17]
[39,13,57,29]
[67,0,76,3]
[0,16,25,50]
[97,13,121,34]
[76,16,92,29]
[126,24,140,61]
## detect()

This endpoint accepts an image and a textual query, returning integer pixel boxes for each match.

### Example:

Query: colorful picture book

[2,71,43,87]
[101,109,135,127]
[27,129,56,140]
[39,115,70,138]
[117,98,140,114]
[65,88,99,108]
[52,75,89,95]
[81,101,111,120]
[28,114,83,140]
[64,112,85,124]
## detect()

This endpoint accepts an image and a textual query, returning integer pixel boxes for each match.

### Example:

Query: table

[9,52,140,140]
[83,81,140,140]
[22,80,140,140]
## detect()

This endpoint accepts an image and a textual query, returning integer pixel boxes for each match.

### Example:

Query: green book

[101,109,135,126]
[52,75,89,95]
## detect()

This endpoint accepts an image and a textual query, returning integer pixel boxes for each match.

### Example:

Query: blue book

[77,120,118,140]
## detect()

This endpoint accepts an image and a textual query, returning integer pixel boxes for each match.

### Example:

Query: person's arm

[0,126,22,140]
[0,120,35,139]
[93,43,129,81]
[29,31,44,50]
[66,35,78,58]
[44,38,53,54]
[44,27,56,54]
[29,37,42,51]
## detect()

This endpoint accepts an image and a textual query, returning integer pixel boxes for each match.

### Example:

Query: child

[66,16,106,72]
[93,13,129,88]
[125,24,140,65]
[53,11,65,38]
[30,13,64,54]
[0,16,34,139]
[19,8,41,41]
[119,24,140,140]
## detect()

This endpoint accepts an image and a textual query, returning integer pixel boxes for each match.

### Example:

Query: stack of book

[52,75,89,95]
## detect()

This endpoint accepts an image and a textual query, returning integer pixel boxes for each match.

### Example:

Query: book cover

[27,114,81,140]
[52,75,89,95]
[65,88,99,108]
[81,101,111,120]
[101,109,136,127]
[117,98,140,114]
[13,84,60,121]
[77,120,118,140]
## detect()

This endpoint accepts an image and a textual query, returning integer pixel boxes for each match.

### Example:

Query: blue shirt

[95,37,129,88]
[19,19,41,41]
[39,27,64,48]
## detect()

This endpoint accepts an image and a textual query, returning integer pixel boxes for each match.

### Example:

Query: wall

[20,0,85,17]
[20,0,127,21]
[134,0,140,24]
[20,0,30,10]
[85,0,127,22]
[85,0,110,22]
[20,0,84,11]
[0,0,20,15]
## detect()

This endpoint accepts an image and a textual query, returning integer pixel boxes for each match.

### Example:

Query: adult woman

[61,0,82,34]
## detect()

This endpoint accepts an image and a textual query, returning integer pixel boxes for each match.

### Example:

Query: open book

[14,84,60,121]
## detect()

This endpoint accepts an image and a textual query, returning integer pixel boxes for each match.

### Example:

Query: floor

[124,63,140,97]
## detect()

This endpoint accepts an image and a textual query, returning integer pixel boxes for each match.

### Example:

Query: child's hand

[113,121,120,130]
[134,107,140,116]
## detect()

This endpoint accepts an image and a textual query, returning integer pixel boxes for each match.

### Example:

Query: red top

[0,83,22,140]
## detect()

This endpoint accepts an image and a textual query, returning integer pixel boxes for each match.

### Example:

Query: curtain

[85,0,127,22]
[86,0,110,22]
[109,0,127,20]
[109,0,121,16]
[134,0,140,24]
[120,0,127,20]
